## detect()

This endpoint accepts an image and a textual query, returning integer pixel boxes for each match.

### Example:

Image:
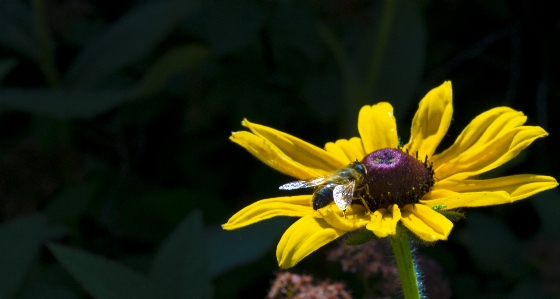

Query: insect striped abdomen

[312,183,336,210]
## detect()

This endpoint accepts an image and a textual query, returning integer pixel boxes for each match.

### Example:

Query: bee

[279,162,368,215]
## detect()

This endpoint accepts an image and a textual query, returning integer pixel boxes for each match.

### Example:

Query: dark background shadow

[0,0,559,298]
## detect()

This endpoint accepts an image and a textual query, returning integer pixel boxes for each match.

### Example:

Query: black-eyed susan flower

[223,81,557,269]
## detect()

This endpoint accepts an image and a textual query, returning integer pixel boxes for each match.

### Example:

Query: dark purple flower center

[359,148,434,211]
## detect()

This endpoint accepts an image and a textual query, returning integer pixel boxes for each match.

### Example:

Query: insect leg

[354,184,372,214]
[359,196,371,214]
[362,184,370,195]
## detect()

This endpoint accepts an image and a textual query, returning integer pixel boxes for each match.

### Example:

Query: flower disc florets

[360,148,435,211]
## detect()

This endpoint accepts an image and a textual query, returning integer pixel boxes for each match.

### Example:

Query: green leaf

[213,255,276,299]
[185,1,264,55]
[532,190,560,239]
[0,45,207,118]
[49,244,165,299]
[0,214,47,298]
[437,210,465,222]
[64,0,201,89]
[42,223,71,241]
[150,210,212,299]
[45,182,99,228]
[0,59,18,84]
[345,228,376,245]
[206,217,291,277]
[0,0,40,61]
[0,88,133,118]
[456,212,526,280]
[134,45,210,97]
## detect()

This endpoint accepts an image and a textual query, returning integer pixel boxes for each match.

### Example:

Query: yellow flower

[222,81,557,269]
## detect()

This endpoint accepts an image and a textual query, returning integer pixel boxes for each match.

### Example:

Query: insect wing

[279,176,329,190]
[332,180,355,211]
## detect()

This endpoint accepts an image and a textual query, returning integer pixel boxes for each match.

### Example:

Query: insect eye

[352,162,366,175]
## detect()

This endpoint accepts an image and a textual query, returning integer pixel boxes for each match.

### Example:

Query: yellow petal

[230,131,324,180]
[401,204,453,241]
[366,205,401,238]
[433,126,548,180]
[222,195,315,230]
[434,175,558,201]
[324,141,349,164]
[420,189,457,201]
[324,137,366,164]
[243,119,344,173]
[348,137,367,157]
[431,107,527,170]
[317,204,371,231]
[276,215,345,268]
[420,191,511,210]
[404,81,453,159]
[358,102,398,153]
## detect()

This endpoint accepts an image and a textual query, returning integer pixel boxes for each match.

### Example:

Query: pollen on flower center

[359,148,434,211]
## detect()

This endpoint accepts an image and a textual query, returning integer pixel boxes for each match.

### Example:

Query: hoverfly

[279,162,368,215]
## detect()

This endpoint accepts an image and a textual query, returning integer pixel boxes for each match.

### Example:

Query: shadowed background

[0,0,559,298]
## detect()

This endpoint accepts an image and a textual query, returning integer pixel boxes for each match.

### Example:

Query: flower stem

[32,0,60,88]
[389,227,421,299]
[364,0,396,97]
[31,0,73,146]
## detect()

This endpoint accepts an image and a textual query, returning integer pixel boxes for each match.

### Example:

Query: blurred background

[1,0,559,298]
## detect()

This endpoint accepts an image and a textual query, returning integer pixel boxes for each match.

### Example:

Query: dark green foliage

[47,210,286,299]
[1,0,559,298]
[345,227,376,246]
[0,214,48,298]
[432,206,466,222]
[49,243,167,299]
[63,0,201,89]
[149,211,212,299]
[438,210,466,222]
[205,218,291,277]
[456,212,526,280]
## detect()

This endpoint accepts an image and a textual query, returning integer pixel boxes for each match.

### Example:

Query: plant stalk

[365,0,396,97]
[32,0,60,88]
[389,228,421,299]
[32,0,72,146]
